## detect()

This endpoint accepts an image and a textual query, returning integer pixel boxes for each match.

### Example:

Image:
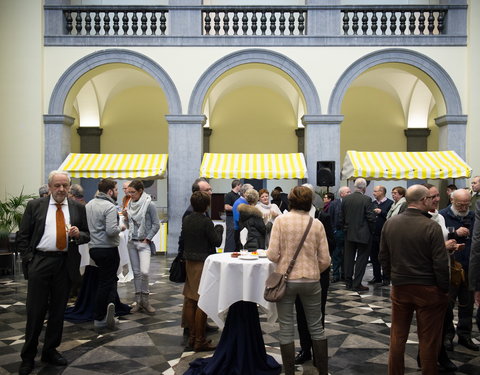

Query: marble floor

[0,255,479,375]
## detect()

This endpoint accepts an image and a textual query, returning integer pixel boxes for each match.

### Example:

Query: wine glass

[240,228,248,255]
[65,223,74,243]
[447,227,455,240]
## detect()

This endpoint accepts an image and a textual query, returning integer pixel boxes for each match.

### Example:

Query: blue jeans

[332,230,345,280]
[276,281,325,345]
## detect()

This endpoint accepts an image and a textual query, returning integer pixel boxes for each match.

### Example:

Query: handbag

[264,217,313,302]
[169,253,186,283]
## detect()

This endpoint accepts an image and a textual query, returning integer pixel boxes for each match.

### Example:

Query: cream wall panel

[0,0,43,197]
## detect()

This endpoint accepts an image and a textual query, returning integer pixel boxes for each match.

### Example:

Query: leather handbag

[169,253,186,283]
[264,217,313,302]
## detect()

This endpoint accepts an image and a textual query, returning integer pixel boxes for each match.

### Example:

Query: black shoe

[345,281,353,290]
[18,360,34,375]
[41,350,68,366]
[382,279,391,286]
[331,277,340,283]
[367,278,382,285]
[458,337,479,351]
[444,339,454,351]
[354,284,369,292]
[438,357,458,372]
[294,350,312,364]
[206,323,218,333]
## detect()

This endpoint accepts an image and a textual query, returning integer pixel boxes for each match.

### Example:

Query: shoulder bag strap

[284,216,313,278]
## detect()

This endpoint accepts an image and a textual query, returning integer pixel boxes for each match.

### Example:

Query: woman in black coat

[181,191,223,352]
[238,189,266,250]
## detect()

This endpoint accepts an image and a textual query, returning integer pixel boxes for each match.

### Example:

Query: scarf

[127,191,152,240]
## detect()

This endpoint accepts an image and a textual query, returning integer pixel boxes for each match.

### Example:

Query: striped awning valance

[341,150,471,180]
[199,153,308,179]
[58,153,168,179]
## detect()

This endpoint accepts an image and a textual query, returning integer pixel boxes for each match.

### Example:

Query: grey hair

[244,189,259,205]
[38,184,49,196]
[302,183,315,193]
[69,184,84,198]
[48,170,71,185]
[239,184,253,197]
[354,178,367,191]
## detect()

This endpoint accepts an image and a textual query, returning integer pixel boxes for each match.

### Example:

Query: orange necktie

[56,203,67,250]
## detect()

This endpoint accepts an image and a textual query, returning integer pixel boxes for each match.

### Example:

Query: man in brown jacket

[379,184,449,375]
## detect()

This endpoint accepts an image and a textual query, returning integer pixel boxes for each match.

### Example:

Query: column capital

[43,114,75,126]
[435,115,468,127]
[77,127,103,137]
[301,115,344,126]
[404,128,431,137]
[165,114,206,125]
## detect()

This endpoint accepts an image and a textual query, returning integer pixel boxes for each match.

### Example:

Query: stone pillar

[169,0,203,36]
[404,128,431,151]
[203,128,212,153]
[77,127,103,153]
[166,114,206,254]
[302,115,343,190]
[43,114,75,182]
[295,128,304,154]
[435,114,469,190]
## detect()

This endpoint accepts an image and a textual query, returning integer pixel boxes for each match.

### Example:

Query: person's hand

[456,226,470,238]
[374,208,381,214]
[68,226,80,239]
[455,243,465,252]
[122,209,128,219]
[445,239,457,251]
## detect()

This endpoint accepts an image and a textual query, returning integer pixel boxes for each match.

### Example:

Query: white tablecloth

[197,253,277,329]
[78,230,133,282]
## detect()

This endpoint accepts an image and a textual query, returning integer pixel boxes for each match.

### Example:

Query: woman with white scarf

[256,189,281,247]
[124,179,160,314]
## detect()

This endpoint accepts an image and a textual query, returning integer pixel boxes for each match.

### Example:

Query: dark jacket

[379,208,450,292]
[181,212,223,262]
[238,204,266,250]
[373,198,394,237]
[316,210,336,256]
[439,205,475,270]
[17,196,90,279]
[341,191,376,244]
[469,200,480,291]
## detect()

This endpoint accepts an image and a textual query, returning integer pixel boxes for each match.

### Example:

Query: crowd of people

[15,171,480,375]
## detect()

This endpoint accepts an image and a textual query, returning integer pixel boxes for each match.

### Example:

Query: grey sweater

[86,193,122,248]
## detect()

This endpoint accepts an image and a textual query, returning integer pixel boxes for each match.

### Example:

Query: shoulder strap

[284,217,313,278]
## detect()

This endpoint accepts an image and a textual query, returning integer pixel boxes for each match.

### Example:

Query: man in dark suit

[17,171,90,375]
[341,178,376,291]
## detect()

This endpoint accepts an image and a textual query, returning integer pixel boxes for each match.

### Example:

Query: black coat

[181,212,223,262]
[238,204,266,250]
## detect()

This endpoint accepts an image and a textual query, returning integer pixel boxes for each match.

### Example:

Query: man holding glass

[439,189,478,351]
[17,171,90,375]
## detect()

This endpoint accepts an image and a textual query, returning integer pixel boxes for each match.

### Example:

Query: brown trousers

[389,284,448,375]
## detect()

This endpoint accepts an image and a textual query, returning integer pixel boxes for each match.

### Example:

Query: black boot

[438,346,458,372]
[280,342,295,375]
[312,339,328,375]
[294,349,311,364]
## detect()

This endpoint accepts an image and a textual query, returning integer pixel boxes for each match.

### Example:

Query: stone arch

[328,48,462,116]
[48,49,181,115]
[188,48,321,115]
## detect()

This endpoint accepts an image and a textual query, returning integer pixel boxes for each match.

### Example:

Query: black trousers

[21,253,70,361]
[89,247,120,321]
[295,267,330,353]
[344,240,370,288]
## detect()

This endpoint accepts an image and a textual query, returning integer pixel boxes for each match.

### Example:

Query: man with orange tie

[17,170,90,375]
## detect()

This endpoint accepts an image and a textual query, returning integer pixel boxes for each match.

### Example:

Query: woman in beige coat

[267,186,331,375]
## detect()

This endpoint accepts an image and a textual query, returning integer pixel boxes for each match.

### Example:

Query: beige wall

[100,86,169,154]
[0,0,43,197]
[209,86,298,153]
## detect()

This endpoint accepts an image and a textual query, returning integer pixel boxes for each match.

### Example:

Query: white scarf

[127,191,151,240]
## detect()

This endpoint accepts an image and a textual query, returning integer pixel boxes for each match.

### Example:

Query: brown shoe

[194,339,216,352]
[354,284,369,292]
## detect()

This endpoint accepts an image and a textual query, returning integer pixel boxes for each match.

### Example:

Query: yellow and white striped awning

[341,150,471,180]
[199,153,308,179]
[59,153,168,179]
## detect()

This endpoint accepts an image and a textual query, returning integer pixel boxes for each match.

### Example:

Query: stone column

[435,114,469,189]
[404,128,431,151]
[302,115,343,190]
[77,127,103,153]
[43,114,75,182]
[166,114,206,254]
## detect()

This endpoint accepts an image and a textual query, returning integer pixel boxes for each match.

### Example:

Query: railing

[341,7,446,36]
[64,7,168,36]
[202,8,306,36]
[43,3,467,47]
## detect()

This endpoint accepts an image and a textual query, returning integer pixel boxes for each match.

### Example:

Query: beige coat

[267,209,331,280]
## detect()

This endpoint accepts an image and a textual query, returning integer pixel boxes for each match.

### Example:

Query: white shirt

[36,197,71,251]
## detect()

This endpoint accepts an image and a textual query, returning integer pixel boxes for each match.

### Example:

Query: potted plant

[0,189,35,250]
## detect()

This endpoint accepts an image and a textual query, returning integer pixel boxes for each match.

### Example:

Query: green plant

[0,189,35,240]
